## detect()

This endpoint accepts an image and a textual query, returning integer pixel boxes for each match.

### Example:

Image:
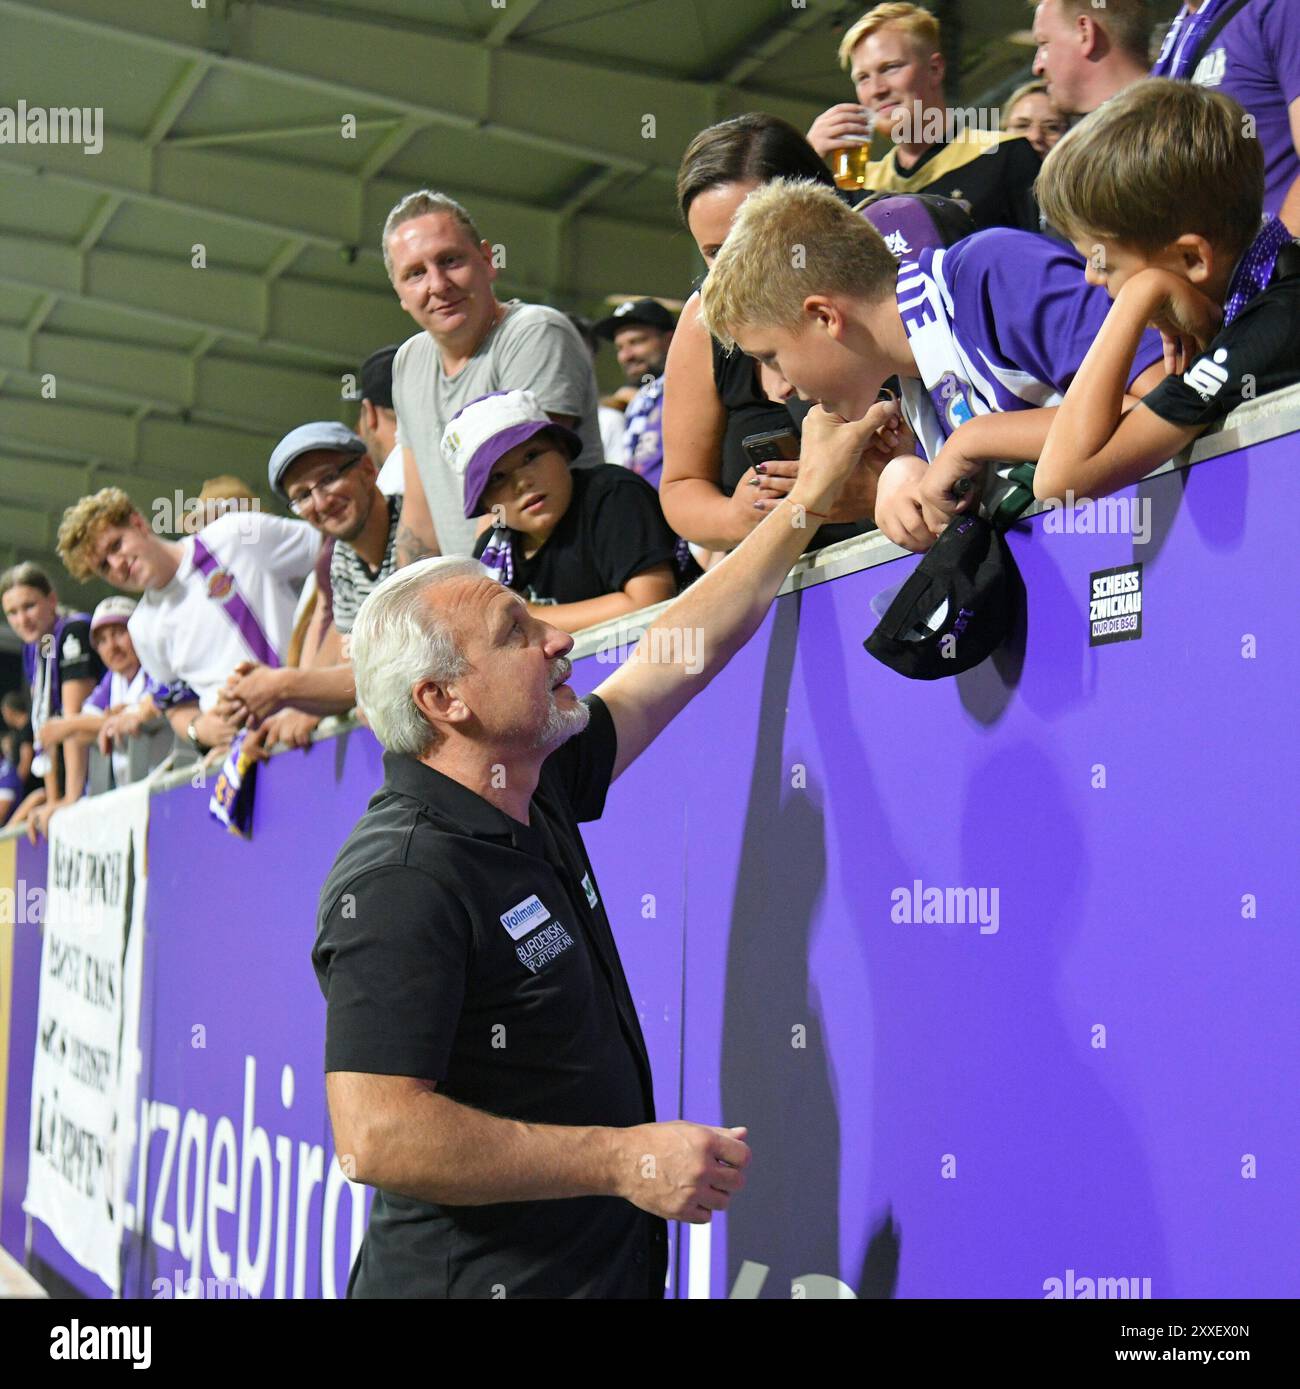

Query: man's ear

[412,676,471,740]
[1078,14,1100,59]
[479,239,498,283]
[358,399,377,435]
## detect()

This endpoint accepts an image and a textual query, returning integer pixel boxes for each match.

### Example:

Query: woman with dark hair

[0,561,103,839]
[661,113,905,558]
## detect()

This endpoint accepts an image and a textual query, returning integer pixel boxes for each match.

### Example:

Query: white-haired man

[313,396,898,1298]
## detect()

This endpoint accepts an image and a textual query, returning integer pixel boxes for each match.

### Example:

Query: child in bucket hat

[442,390,689,633]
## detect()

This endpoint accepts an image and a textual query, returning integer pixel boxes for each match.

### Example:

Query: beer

[832,144,871,190]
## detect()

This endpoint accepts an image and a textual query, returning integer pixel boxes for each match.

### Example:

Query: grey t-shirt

[392,300,602,556]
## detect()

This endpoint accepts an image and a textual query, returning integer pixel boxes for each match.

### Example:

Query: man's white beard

[533,686,589,750]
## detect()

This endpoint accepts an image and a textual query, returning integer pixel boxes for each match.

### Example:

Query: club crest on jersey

[206,569,236,602]
[938,372,974,431]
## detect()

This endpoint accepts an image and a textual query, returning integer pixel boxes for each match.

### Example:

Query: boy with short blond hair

[1034,78,1300,501]
[699,177,1167,551]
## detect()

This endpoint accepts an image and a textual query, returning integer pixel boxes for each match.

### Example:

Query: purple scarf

[1150,0,1228,80]
[479,525,516,587]
[1224,216,1296,324]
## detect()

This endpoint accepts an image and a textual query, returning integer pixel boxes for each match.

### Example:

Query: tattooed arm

[395,446,441,567]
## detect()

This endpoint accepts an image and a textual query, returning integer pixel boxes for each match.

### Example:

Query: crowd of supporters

[3,0,1299,838]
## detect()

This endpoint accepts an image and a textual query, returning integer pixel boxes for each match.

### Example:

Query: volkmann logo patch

[581,872,598,910]
[1089,563,1143,646]
[499,894,550,941]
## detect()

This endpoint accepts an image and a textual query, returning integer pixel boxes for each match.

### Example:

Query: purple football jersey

[894,229,1166,465]
[1152,0,1300,218]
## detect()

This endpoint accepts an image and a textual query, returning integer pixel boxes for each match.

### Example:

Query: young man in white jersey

[56,485,320,755]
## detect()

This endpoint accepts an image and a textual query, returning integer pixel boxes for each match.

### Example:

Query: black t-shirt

[57,617,101,685]
[472,463,679,606]
[313,694,667,1299]
[1141,274,1300,429]
[864,135,1042,234]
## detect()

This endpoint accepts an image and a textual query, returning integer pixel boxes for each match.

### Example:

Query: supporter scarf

[1223,216,1296,324]
[479,524,516,587]
[209,729,258,837]
[1150,0,1228,81]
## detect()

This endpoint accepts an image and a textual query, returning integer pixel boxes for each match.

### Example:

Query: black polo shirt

[313,694,667,1299]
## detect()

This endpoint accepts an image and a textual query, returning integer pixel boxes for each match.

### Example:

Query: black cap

[864,514,1025,679]
[593,298,676,340]
[361,345,399,408]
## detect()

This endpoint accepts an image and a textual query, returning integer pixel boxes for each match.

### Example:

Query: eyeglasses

[286,457,363,516]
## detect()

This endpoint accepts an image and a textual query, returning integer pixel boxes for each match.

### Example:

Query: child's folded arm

[1036,272,1203,501]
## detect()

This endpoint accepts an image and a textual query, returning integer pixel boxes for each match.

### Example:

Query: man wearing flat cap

[221,421,403,741]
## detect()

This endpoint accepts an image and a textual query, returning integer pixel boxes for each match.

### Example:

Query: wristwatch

[185,718,208,753]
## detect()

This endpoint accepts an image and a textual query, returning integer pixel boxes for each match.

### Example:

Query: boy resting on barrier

[1033,78,1300,501]
[697,177,1169,552]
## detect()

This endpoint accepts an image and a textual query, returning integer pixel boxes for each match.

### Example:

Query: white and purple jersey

[84,665,153,784]
[128,512,320,710]
[894,230,1166,504]
[83,665,151,716]
[1152,0,1300,219]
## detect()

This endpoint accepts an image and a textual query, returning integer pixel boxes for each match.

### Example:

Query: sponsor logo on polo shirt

[61,632,83,660]
[514,919,576,974]
[581,872,598,910]
[206,569,236,602]
[499,893,550,941]
[1089,563,1143,646]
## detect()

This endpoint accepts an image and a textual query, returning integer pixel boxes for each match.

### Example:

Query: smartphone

[741,428,800,470]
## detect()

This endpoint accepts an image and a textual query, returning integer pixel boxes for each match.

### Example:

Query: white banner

[23,782,149,1293]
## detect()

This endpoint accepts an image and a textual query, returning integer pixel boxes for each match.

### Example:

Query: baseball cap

[441,390,582,519]
[858,192,976,260]
[361,345,399,409]
[268,421,366,501]
[91,595,137,633]
[593,298,676,340]
[863,514,1025,679]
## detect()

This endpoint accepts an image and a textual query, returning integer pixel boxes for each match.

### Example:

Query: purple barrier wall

[3,432,1296,1298]
[1,725,685,1298]
[570,442,1299,1300]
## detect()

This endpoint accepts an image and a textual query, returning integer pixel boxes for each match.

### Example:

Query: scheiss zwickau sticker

[1089,563,1143,646]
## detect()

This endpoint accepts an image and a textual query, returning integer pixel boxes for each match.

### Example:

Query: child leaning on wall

[1033,78,1300,502]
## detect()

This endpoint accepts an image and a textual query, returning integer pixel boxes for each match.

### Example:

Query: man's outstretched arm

[596,401,897,781]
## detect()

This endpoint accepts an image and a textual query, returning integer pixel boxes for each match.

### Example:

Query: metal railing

[5,377,1299,840]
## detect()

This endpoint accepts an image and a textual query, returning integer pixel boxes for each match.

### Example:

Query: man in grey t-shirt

[383,190,602,561]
